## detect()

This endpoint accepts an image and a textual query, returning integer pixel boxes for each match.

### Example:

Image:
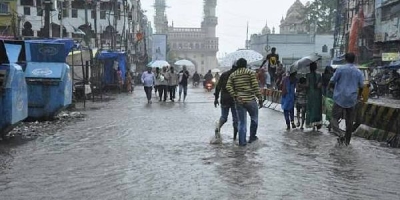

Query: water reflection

[212,143,264,199]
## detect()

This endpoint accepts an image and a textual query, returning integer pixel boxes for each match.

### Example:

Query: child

[126,72,133,93]
[296,77,307,130]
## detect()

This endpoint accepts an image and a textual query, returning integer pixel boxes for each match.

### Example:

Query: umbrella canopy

[147,60,170,68]
[174,59,195,67]
[220,49,264,67]
[211,68,221,73]
[292,54,322,73]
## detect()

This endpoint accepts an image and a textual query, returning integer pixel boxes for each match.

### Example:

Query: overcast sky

[142,0,309,57]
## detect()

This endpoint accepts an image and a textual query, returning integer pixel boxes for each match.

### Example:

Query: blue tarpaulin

[95,51,127,84]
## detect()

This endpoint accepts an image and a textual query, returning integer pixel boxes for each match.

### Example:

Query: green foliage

[305,0,337,34]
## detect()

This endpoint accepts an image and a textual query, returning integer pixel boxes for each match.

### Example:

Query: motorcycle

[369,79,380,98]
[389,78,400,99]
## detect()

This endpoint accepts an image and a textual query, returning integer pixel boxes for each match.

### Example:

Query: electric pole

[59,1,63,38]
[93,1,98,48]
[43,0,52,38]
[84,0,90,46]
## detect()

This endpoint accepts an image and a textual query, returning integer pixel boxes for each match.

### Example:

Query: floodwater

[0,88,399,200]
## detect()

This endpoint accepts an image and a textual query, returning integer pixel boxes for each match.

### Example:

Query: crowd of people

[140,65,191,104]
[139,48,364,147]
[213,48,364,146]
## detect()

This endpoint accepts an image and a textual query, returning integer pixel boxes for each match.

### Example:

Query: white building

[17,0,135,49]
[248,0,334,67]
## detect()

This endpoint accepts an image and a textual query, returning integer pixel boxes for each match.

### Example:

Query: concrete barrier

[263,89,400,147]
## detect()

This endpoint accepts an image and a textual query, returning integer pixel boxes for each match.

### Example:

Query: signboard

[382,52,400,61]
[375,17,400,42]
[151,34,167,61]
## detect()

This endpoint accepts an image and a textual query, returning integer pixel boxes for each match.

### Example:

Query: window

[0,3,9,14]
[100,11,106,19]
[63,8,68,17]
[36,7,43,16]
[91,9,95,19]
[71,0,85,9]
[322,45,328,53]
[201,61,204,65]
[62,1,69,17]
[72,9,77,18]
[24,7,30,15]
[20,0,34,6]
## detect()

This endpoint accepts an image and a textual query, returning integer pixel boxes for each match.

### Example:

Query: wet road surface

[0,87,400,200]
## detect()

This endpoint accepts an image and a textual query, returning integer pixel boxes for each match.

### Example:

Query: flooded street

[0,88,399,200]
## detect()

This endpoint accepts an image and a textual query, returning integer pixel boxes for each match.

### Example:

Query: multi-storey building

[16,0,134,49]
[153,0,219,74]
[0,0,18,37]
[374,0,400,64]
[336,0,375,63]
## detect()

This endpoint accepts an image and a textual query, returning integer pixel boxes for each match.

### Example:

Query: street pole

[59,1,63,38]
[94,1,98,48]
[84,0,90,46]
[112,0,118,51]
[17,16,21,38]
[44,0,52,38]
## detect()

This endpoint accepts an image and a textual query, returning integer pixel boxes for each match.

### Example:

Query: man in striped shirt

[226,58,263,146]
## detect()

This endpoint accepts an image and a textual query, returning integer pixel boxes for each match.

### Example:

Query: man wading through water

[226,58,263,146]
[141,67,156,104]
[329,52,364,145]
[214,64,239,141]
[178,66,190,102]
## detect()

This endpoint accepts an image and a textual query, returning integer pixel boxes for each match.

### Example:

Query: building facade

[249,0,334,67]
[374,0,400,64]
[0,0,18,38]
[153,0,219,74]
[279,0,308,34]
[16,0,134,49]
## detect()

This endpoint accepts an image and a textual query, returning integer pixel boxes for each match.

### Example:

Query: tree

[305,0,337,34]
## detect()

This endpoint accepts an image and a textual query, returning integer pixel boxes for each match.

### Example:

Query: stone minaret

[201,0,218,37]
[154,0,168,34]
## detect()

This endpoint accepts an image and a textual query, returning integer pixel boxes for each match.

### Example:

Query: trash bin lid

[25,42,66,63]
[25,62,65,79]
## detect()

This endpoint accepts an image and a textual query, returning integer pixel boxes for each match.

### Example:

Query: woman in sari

[306,62,323,130]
